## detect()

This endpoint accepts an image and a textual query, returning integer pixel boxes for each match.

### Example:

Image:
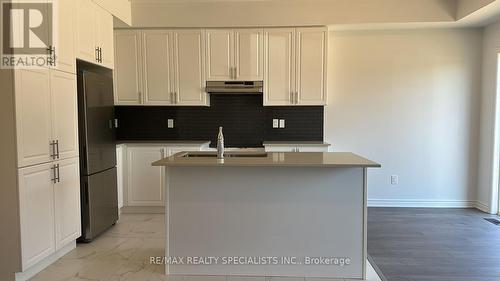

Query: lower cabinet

[54,158,81,250]
[18,157,80,270]
[121,144,207,209]
[125,146,166,207]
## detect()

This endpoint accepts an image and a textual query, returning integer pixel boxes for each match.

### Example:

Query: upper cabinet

[142,30,174,105]
[172,29,207,106]
[114,30,143,105]
[295,27,328,105]
[205,28,263,81]
[114,29,208,106]
[263,28,295,106]
[75,0,114,68]
[264,27,328,106]
[113,27,326,106]
[51,0,76,73]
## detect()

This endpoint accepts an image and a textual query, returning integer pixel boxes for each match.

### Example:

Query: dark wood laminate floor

[368,208,500,281]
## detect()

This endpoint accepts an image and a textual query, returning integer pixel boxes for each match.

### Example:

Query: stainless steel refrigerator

[77,62,118,242]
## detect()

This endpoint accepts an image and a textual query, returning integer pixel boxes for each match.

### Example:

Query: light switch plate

[273,119,279,128]
[167,119,174,128]
[279,119,285,128]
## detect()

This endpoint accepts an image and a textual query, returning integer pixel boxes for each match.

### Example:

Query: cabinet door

[172,29,207,105]
[18,163,55,270]
[75,0,96,63]
[52,0,76,73]
[15,69,53,168]
[142,30,173,105]
[263,28,295,106]
[54,157,81,250]
[126,147,165,206]
[50,71,79,160]
[114,30,143,105]
[234,29,263,81]
[205,29,233,81]
[295,27,327,105]
[95,6,114,68]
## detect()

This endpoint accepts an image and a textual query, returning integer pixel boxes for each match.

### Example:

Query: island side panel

[166,166,365,279]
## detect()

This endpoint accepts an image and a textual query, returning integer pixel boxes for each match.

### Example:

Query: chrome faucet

[217,126,224,159]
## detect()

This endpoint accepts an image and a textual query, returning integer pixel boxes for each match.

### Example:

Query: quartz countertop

[152,152,380,168]
[263,141,331,147]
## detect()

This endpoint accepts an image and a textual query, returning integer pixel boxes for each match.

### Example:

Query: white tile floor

[30,214,382,281]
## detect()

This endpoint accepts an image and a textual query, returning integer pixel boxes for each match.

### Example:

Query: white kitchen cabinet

[52,0,76,73]
[172,29,208,106]
[18,157,81,270]
[18,162,55,270]
[263,28,295,106]
[54,157,81,250]
[15,69,78,168]
[94,4,114,68]
[206,29,233,81]
[142,30,174,105]
[234,29,264,81]
[295,27,328,105]
[126,146,165,206]
[114,30,143,105]
[50,71,79,161]
[205,28,263,81]
[264,27,327,106]
[119,144,207,209]
[15,69,53,168]
[76,0,114,68]
[75,0,96,63]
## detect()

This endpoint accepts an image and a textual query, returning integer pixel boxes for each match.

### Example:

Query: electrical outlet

[273,119,279,128]
[167,119,174,128]
[279,119,285,128]
[391,175,399,185]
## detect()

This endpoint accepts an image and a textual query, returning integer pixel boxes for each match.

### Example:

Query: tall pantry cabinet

[1,1,119,280]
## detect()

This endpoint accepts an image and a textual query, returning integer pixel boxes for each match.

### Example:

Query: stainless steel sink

[179,152,268,158]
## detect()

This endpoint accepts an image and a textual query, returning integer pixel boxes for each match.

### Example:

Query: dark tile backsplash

[115,94,323,147]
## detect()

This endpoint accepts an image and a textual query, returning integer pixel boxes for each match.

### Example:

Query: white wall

[325,29,483,208]
[128,0,456,27]
[478,20,500,214]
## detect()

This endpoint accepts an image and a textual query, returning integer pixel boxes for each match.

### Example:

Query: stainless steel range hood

[206,81,263,94]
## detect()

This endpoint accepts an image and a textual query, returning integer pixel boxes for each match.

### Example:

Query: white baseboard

[15,241,75,281]
[474,201,491,213]
[368,199,476,208]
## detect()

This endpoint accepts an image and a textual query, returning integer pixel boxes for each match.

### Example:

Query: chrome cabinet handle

[50,140,56,159]
[99,47,103,63]
[114,118,119,128]
[55,140,59,159]
[51,165,57,183]
[95,47,100,62]
[56,164,60,183]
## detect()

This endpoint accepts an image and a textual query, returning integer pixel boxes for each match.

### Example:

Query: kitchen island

[152,152,380,279]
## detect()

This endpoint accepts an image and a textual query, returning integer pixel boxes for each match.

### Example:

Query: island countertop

[152,151,381,168]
